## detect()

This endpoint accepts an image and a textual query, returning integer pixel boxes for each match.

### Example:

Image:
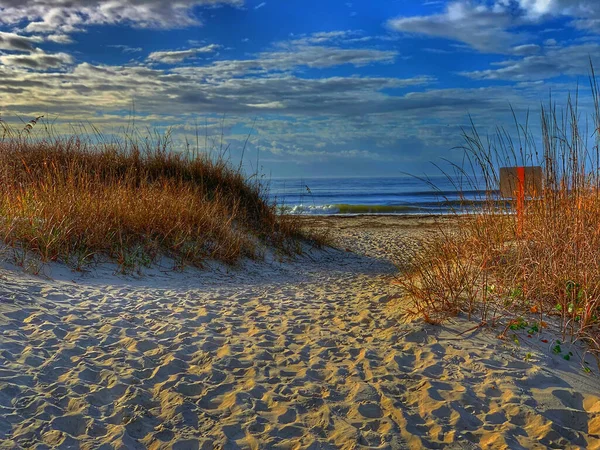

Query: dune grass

[0,120,318,273]
[397,74,600,363]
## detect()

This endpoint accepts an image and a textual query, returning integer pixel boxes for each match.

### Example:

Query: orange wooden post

[497,166,535,308]
[499,166,541,238]
[516,166,525,237]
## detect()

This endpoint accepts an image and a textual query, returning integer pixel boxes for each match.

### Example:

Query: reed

[398,68,600,361]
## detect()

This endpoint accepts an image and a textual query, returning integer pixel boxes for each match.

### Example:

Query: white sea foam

[286,204,340,215]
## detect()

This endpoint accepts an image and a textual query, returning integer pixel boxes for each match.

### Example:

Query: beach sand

[0,215,598,449]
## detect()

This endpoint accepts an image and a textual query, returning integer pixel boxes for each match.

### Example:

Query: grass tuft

[397,67,600,362]
[0,126,321,273]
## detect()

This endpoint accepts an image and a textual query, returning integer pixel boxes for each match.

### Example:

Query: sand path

[0,216,599,449]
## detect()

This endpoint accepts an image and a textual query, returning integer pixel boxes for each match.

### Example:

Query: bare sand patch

[0,215,598,449]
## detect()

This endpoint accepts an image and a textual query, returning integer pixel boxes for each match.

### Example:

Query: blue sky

[0,0,599,177]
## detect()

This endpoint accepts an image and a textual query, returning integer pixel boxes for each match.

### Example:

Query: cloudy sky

[0,0,598,177]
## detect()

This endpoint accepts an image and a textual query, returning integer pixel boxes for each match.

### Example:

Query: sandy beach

[0,215,598,449]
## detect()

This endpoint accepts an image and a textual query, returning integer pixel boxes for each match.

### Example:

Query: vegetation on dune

[0,118,321,273]
[397,69,600,364]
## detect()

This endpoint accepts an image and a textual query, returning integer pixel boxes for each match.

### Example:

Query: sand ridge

[0,215,598,449]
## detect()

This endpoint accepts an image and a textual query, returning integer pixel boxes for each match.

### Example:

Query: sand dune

[0,215,598,449]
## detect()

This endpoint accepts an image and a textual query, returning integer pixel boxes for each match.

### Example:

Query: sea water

[268,175,496,215]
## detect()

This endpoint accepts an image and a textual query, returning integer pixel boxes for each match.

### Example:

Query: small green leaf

[509,287,522,298]
[552,344,562,354]
[563,354,570,361]
[509,317,528,331]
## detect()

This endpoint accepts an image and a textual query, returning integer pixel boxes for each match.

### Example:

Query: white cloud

[387,1,600,53]
[0,0,243,34]
[387,1,524,53]
[0,31,40,52]
[261,43,398,69]
[512,43,541,55]
[515,0,600,33]
[246,101,285,108]
[0,52,433,116]
[158,44,399,81]
[108,45,143,54]
[46,33,74,44]
[281,147,389,161]
[254,2,266,10]
[0,27,427,123]
[515,0,555,17]
[0,50,73,70]
[289,30,364,46]
[461,42,600,80]
[147,44,221,64]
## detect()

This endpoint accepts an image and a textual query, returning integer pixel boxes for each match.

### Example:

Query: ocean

[268,175,495,215]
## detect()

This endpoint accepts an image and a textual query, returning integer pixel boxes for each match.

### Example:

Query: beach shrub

[0,120,320,272]
[398,70,600,359]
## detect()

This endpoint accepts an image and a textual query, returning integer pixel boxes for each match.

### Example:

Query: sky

[0,0,599,177]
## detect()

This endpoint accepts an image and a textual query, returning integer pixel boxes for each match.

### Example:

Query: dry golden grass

[0,130,319,273]
[398,74,600,360]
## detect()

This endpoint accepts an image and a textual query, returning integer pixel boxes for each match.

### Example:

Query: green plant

[552,342,562,355]
[511,334,520,346]
[509,317,528,331]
